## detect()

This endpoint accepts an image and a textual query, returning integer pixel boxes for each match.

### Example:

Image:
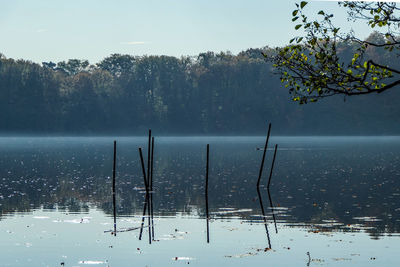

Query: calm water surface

[0,136,399,266]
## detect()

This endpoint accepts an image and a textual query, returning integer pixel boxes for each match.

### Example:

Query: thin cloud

[120,41,148,45]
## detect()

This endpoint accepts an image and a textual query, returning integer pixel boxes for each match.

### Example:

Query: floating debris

[172,257,195,261]
[104,226,141,233]
[255,247,272,252]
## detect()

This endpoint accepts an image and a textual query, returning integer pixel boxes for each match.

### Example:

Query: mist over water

[1,136,399,234]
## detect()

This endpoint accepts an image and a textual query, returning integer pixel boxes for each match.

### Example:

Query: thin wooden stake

[205,144,210,243]
[147,130,151,190]
[150,136,155,240]
[267,144,278,189]
[147,130,152,243]
[138,147,151,244]
[257,123,272,188]
[112,140,117,237]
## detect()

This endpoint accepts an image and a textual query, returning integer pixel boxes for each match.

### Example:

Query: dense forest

[1,32,399,135]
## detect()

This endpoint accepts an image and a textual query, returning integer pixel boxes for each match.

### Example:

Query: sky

[0,0,379,64]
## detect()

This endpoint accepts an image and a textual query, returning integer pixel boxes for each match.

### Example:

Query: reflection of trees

[1,140,399,238]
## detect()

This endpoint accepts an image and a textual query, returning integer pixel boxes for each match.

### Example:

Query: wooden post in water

[112,140,117,236]
[138,147,151,244]
[267,144,278,189]
[205,144,210,243]
[146,130,152,243]
[147,130,152,189]
[150,136,155,240]
[257,123,272,188]
[266,144,278,233]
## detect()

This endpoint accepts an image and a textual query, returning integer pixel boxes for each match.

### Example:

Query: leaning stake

[147,130,151,192]
[150,136,155,240]
[257,123,272,188]
[205,144,210,243]
[267,144,278,189]
[138,147,151,244]
[112,140,117,236]
[147,130,152,242]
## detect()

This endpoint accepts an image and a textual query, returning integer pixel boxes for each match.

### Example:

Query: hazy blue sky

[0,0,375,64]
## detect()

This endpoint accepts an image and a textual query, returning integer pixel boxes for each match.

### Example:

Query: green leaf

[318,10,325,15]
[300,1,307,9]
[292,10,298,16]
[295,24,302,30]
[292,16,299,21]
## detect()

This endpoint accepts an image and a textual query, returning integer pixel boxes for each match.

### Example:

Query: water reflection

[0,136,399,239]
[256,186,271,248]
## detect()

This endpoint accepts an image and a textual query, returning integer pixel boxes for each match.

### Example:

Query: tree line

[1,34,400,135]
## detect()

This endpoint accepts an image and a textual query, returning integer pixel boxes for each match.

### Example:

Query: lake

[0,136,399,266]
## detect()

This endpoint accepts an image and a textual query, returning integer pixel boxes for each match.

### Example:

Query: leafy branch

[265,1,400,104]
